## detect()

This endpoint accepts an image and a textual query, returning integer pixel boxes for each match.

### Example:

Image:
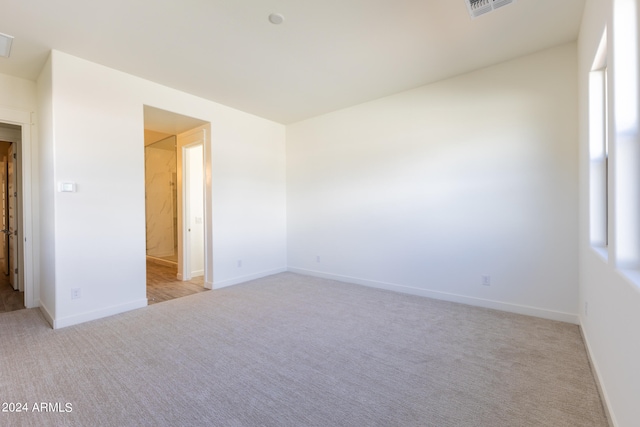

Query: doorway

[0,123,24,313]
[143,106,212,304]
[0,108,34,311]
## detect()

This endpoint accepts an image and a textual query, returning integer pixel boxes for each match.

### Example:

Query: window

[589,31,608,251]
[612,0,640,269]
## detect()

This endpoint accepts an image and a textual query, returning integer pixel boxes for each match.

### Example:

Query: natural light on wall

[614,0,639,135]
[613,0,640,269]
[589,31,608,249]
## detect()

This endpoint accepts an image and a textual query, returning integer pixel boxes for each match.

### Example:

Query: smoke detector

[268,13,285,25]
[465,0,516,19]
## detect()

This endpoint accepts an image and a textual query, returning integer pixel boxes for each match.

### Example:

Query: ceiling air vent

[466,0,516,19]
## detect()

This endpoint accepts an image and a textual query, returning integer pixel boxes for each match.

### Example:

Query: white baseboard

[52,298,148,329]
[147,250,175,258]
[213,267,288,289]
[288,267,579,324]
[146,256,177,267]
[580,324,618,427]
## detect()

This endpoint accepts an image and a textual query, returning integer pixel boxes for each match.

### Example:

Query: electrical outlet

[584,301,589,316]
[316,255,320,263]
[71,288,81,300]
[481,275,491,286]
[237,260,242,268]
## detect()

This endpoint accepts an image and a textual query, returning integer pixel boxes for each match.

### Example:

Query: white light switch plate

[58,182,76,192]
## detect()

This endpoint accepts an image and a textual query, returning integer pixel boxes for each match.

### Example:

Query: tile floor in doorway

[146,260,209,304]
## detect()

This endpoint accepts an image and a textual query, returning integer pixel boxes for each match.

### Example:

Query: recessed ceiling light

[0,32,14,58]
[268,13,284,25]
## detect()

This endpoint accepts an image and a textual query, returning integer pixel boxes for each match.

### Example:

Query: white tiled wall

[145,140,177,258]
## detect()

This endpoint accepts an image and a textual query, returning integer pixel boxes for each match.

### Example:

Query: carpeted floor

[0,272,608,426]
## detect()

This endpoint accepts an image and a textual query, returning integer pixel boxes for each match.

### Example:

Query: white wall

[42,50,286,328]
[287,43,579,322]
[578,0,640,426]
[0,73,36,112]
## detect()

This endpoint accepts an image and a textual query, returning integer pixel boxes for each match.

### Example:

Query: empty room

[0,0,638,426]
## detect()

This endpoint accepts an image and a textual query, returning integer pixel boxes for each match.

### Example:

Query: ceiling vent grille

[466,0,516,19]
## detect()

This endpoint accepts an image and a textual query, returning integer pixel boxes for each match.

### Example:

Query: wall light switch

[58,182,77,192]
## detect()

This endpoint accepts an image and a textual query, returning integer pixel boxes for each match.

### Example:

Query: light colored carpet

[0,272,608,426]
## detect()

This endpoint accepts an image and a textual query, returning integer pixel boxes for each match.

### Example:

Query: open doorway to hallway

[143,106,212,304]
[0,123,24,313]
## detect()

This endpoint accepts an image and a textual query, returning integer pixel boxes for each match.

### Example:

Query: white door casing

[185,143,204,278]
[176,125,211,288]
[7,143,18,290]
[0,159,7,276]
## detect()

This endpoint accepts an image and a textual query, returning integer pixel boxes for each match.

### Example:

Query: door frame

[176,125,212,288]
[182,143,204,280]
[7,142,18,290]
[0,107,36,308]
[0,158,7,277]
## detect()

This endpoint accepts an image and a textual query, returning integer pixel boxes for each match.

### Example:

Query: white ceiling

[0,0,586,124]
